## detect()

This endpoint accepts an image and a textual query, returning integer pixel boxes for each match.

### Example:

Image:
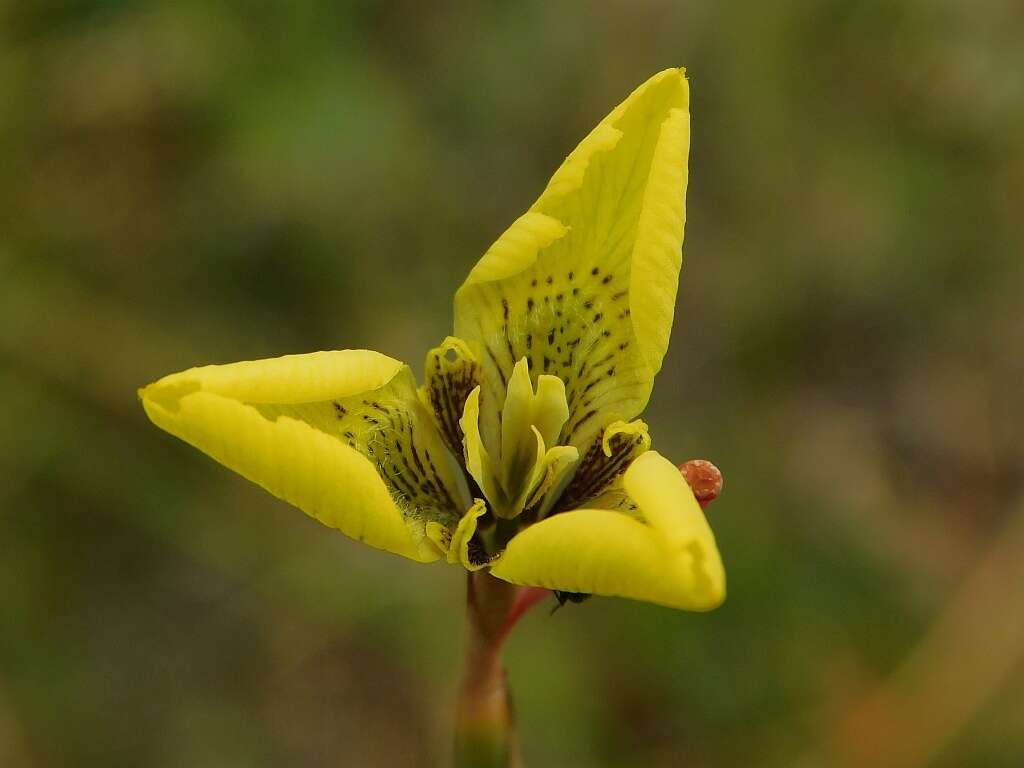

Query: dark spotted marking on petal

[460,222,655,449]
[254,377,462,529]
[425,342,483,471]
[554,428,648,513]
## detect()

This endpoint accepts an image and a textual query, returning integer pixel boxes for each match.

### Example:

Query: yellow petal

[455,69,690,450]
[139,350,472,563]
[524,442,580,515]
[490,451,724,610]
[146,350,404,405]
[500,358,542,483]
[459,211,569,286]
[499,358,570,496]
[460,384,509,511]
[513,427,579,519]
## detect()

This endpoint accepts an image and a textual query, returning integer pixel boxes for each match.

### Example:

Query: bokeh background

[3,1,1023,766]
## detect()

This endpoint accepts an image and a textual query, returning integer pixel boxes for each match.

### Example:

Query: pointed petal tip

[645,66,688,93]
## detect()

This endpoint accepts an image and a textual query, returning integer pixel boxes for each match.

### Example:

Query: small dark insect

[466,537,493,568]
[552,590,591,613]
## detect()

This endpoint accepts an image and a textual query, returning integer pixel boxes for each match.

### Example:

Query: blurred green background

[3,1,1023,766]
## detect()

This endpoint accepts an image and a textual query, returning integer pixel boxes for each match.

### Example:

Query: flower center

[422,342,655,568]
[461,357,579,520]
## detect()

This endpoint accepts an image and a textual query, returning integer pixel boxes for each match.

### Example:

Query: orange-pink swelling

[678,459,722,510]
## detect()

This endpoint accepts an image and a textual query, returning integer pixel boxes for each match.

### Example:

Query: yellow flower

[140,69,724,611]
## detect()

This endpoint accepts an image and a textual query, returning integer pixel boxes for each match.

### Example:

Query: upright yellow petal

[140,350,471,563]
[455,69,690,451]
[499,358,570,497]
[460,384,504,505]
[489,451,724,610]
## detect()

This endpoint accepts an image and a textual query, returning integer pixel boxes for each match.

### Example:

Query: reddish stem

[499,587,550,643]
[455,574,550,767]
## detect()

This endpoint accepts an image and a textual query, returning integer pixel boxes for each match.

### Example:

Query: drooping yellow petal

[455,69,690,451]
[620,447,705,550]
[140,350,472,563]
[489,451,724,610]
[146,350,404,405]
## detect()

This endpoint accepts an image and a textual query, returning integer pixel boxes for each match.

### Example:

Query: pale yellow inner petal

[461,358,579,519]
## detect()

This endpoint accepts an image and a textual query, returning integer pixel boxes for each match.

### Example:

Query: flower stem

[454,573,542,767]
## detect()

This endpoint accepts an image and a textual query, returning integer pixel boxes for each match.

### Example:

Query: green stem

[454,571,520,768]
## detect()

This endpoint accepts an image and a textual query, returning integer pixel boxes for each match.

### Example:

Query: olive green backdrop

[2,1,1023,766]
